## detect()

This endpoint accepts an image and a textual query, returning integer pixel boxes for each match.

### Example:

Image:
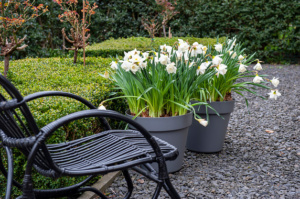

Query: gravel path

[106,65,300,198]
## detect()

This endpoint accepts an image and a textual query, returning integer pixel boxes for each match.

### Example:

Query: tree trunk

[4,55,10,77]
[162,24,166,38]
[73,49,78,64]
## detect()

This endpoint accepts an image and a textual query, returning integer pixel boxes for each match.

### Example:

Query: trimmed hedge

[78,37,226,58]
[0,57,126,197]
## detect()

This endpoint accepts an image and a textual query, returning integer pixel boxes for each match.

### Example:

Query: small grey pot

[186,100,235,153]
[126,110,193,173]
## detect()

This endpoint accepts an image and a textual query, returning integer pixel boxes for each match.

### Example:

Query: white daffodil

[124,52,130,61]
[196,118,208,127]
[184,51,189,62]
[238,55,244,61]
[142,52,149,59]
[216,64,227,77]
[178,39,190,52]
[212,55,223,66]
[268,89,281,100]
[159,54,169,65]
[121,61,132,72]
[196,62,209,75]
[104,71,109,78]
[166,62,177,74]
[253,74,263,83]
[229,51,237,59]
[227,38,236,50]
[214,43,222,52]
[160,44,172,54]
[202,46,208,55]
[140,61,147,69]
[253,62,262,70]
[191,42,203,56]
[189,61,195,68]
[270,77,280,87]
[238,63,248,73]
[175,51,183,60]
[129,48,140,55]
[110,61,118,70]
[98,105,106,110]
[130,64,139,74]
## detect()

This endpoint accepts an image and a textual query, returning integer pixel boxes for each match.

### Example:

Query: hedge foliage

[76,36,226,58]
[8,0,299,63]
[0,57,127,197]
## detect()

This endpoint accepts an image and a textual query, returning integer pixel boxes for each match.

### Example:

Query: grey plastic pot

[186,100,235,153]
[126,110,193,173]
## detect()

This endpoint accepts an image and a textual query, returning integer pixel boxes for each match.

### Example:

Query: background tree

[0,0,47,77]
[54,0,98,64]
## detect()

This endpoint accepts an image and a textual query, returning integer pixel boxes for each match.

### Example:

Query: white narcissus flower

[253,62,262,70]
[160,44,173,54]
[270,77,280,87]
[121,61,132,72]
[227,38,236,50]
[175,51,183,60]
[159,54,169,65]
[196,118,208,127]
[130,54,144,64]
[178,39,190,52]
[166,62,177,74]
[253,74,263,83]
[191,42,203,56]
[104,71,109,78]
[110,61,118,70]
[268,89,281,100]
[139,61,147,69]
[214,43,222,52]
[238,55,244,61]
[228,51,237,59]
[196,62,209,75]
[216,64,227,77]
[238,63,248,73]
[189,61,195,68]
[212,55,223,66]
[142,52,149,59]
[130,64,139,74]
[98,105,106,110]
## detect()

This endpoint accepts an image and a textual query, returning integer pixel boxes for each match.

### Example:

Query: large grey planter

[126,111,193,173]
[186,100,235,153]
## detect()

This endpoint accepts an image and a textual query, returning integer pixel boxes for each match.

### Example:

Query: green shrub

[0,57,127,198]
[77,37,226,58]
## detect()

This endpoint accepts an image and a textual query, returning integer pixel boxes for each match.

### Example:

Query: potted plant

[100,40,216,172]
[186,38,282,153]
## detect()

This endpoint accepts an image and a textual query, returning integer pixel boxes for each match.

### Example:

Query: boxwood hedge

[0,57,127,198]
[77,36,226,58]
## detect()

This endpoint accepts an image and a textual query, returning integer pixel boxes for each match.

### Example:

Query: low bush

[76,37,226,58]
[0,57,127,197]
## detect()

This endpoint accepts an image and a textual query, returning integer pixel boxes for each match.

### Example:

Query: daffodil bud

[104,71,109,78]
[196,118,208,127]
[270,77,279,87]
[253,74,263,83]
[98,105,106,110]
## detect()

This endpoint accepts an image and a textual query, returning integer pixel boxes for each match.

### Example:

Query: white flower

[270,77,280,87]
[130,54,144,64]
[139,61,147,69]
[196,118,208,127]
[98,105,106,110]
[216,64,227,77]
[268,89,281,100]
[253,75,263,83]
[212,55,223,66]
[121,61,132,72]
[159,54,169,65]
[253,62,262,70]
[238,55,244,61]
[110,61,118,70]
[175,51,183,60]
[196,62,209,75]
[214,43,222,52]
[103,71,109,78]
[227,38,236,50]
[130,64,139,74]
[191,42,203,56]
[160,44,172,54]
[178,39,190,52]
[202,46,208,55]
[142,52,149,59]
[166,62,177,74]
[229,51,237,59]
[238,64,248,73]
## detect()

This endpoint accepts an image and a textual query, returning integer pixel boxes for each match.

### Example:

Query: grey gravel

[105,65,300,198]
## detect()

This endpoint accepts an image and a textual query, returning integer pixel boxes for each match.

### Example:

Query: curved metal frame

[0,74,180,199]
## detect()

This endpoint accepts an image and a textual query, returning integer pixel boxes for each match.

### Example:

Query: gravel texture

[105,65,300,198]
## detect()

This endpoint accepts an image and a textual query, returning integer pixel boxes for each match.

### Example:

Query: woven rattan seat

[0,74,181,199]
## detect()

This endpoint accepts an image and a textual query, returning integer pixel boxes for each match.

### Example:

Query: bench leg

[122,169,133,199]
[4,147,13,199]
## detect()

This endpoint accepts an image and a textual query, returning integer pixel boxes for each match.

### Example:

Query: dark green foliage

[0,57,127,198]
[5,0,298,63]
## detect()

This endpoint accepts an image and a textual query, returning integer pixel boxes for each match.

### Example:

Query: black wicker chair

[0,74,180,199]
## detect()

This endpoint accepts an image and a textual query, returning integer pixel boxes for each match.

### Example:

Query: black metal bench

[0,74,180,199]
